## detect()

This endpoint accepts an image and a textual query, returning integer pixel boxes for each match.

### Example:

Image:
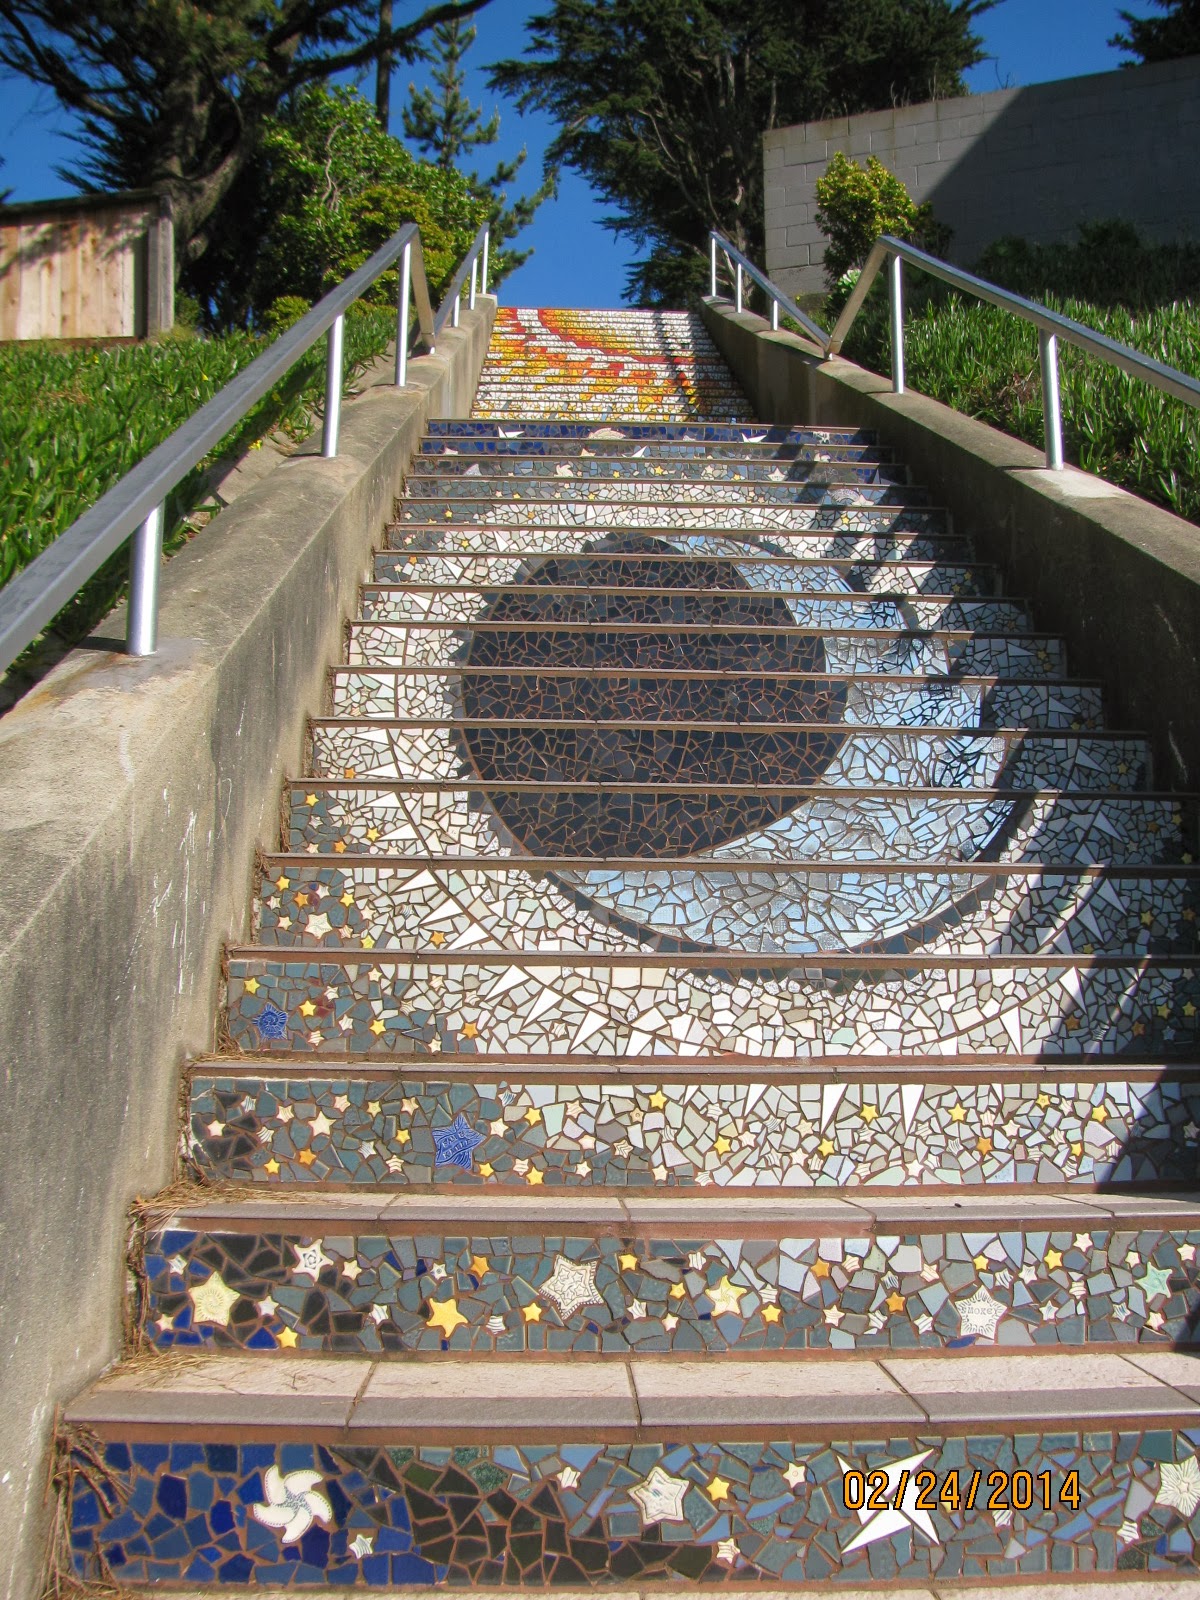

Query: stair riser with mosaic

[355,591,1028,631]
[389,526,971,563]
[419,457,913,486]
[65,1422,1200,1587]
[252,859,1200,960]
[224,952,1200,1061]
[422,439,900,464]
[190,1064,1200,1190]
[425,419,876,442]
[404,478,929,509]
[329,672,1101,729]
[312,724,1141,791]
[346,627,1067,679]
[371,553,997,594]
[286,785,1191,866]
[398,502,949,534]
[141,1217,1200,1356]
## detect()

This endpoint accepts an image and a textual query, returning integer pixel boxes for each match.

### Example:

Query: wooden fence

[0,189,174,342]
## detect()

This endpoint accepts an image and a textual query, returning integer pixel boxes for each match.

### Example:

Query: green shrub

[975,220,1200,311]
[189,86,488,330]
[814,153,951,290]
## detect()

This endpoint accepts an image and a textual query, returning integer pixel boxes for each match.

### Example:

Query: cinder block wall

[765,56,1200,296]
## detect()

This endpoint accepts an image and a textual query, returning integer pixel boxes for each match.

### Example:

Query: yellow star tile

[333,839,347,854]
[1186,1002,1198,1018]
[369,1018,387,1036]
[950,1103,967,1122]
[470,1255,489,1280]
[1092,1104,1110,1123]
[708,1475,731,1502]
[343,767,356,781]
[859,1103,878,1123]
[811,1260,831,1279]
[522,1302,542,1323]
[714,1135,731,1155]
[460,1022,480,1039]
[365,826,380,842]
[1036,1093,1052,1109]
[243,977,260,996]
[648,1090,668,1110]
[976,1136,993,1156]
[817,1138,835,1158]
[1142,911,1155,926]
[304,793,318,807]
[525,1167,544,1186]
[430,930,447,947]
[264,1158,280,1175]
[761,1304,782,1324]
[298,1149,316,1166]
[299,1000,317,1018]
[361,934,376,950]
[670,1281,687,1299]
[618,1253,639,1271]
[1045,1248,1063,1270]
[274,875,290,891]
[885,1291,905,1314]
[1157,1003,1172,1019]
[478,1161,495,1177]
[276,1326,299,1349]
[340,891,355,908]
[1071,1140,1083,1157]
[426,1296,469,1339]
[396,1128,411,1146]
[524,1107,543,1125]
[367,1100,381,1115]
[973,1254,988,1270]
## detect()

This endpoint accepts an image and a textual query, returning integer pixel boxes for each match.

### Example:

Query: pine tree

[403,18,553,277]
[1111,0,1200,63]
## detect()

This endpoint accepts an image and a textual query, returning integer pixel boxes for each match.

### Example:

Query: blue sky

[0,0,1155,307]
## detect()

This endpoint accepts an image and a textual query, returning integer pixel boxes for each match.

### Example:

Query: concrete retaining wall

[699,295,1200,793]
[764,56,1200,295]
[0,299,495,1600]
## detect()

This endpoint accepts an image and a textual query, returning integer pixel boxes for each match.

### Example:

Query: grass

[826,281,1200,526]
[0,304,396,692]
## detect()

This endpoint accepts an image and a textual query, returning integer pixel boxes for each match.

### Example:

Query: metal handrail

[708,227,1200,476]
[708,233,828,348]
[0,218,490,674]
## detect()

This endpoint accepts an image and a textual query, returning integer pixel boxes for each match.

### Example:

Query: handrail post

[771,298,780,331]
[709,235,718,298]
[321,312,345,458]
[395,239,412,387]
[452,288,461,328]
[126,503,164,656]
[735,262,744,315]
[469,257,478,311]
[888,252,906,395]
[1040,330,1064,469]
[481,226,490,294]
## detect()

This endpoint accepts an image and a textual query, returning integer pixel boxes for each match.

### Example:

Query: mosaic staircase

[65,307,1200,1591]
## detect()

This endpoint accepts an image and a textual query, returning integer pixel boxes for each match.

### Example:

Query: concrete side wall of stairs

[700,296,1200,793]
[0,301,495,1600]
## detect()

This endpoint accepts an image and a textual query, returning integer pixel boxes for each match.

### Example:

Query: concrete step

[403,475,929,508]
[62,1347,1200,1587]
[140,1189,1200,1357]
[346,621,1066,679]
[426,418,880,444]
[388,524,970,563]
[286,783,1191,865]
[329,667,1101,729]
[355,586,1030,633]
[222,946,1200,1060]
[370,550,997,594]
[397,498,949,535]
[310,723,1143,793]
[418,453,912,485]
[421,435,899,463]
[190,1056,1200,1191]
[250,856,1200,960]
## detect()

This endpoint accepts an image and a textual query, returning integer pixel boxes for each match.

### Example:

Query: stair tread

[64,1349,1200,1434]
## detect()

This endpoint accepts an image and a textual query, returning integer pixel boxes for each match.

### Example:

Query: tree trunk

[376,0,394,127]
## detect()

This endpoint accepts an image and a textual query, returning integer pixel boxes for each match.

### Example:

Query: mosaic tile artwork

[402,500,949,534]
[471,309,752,421]
[427,419,877,443]
[251,859,1200,959]
[405,473,928,509]
[144,1219,1200,1355]
[330,667,1103,731]
[191,1069,1200,1190]
[69,1430,1200,1586]
[289,786,1188,866]
[419,453,914,486]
